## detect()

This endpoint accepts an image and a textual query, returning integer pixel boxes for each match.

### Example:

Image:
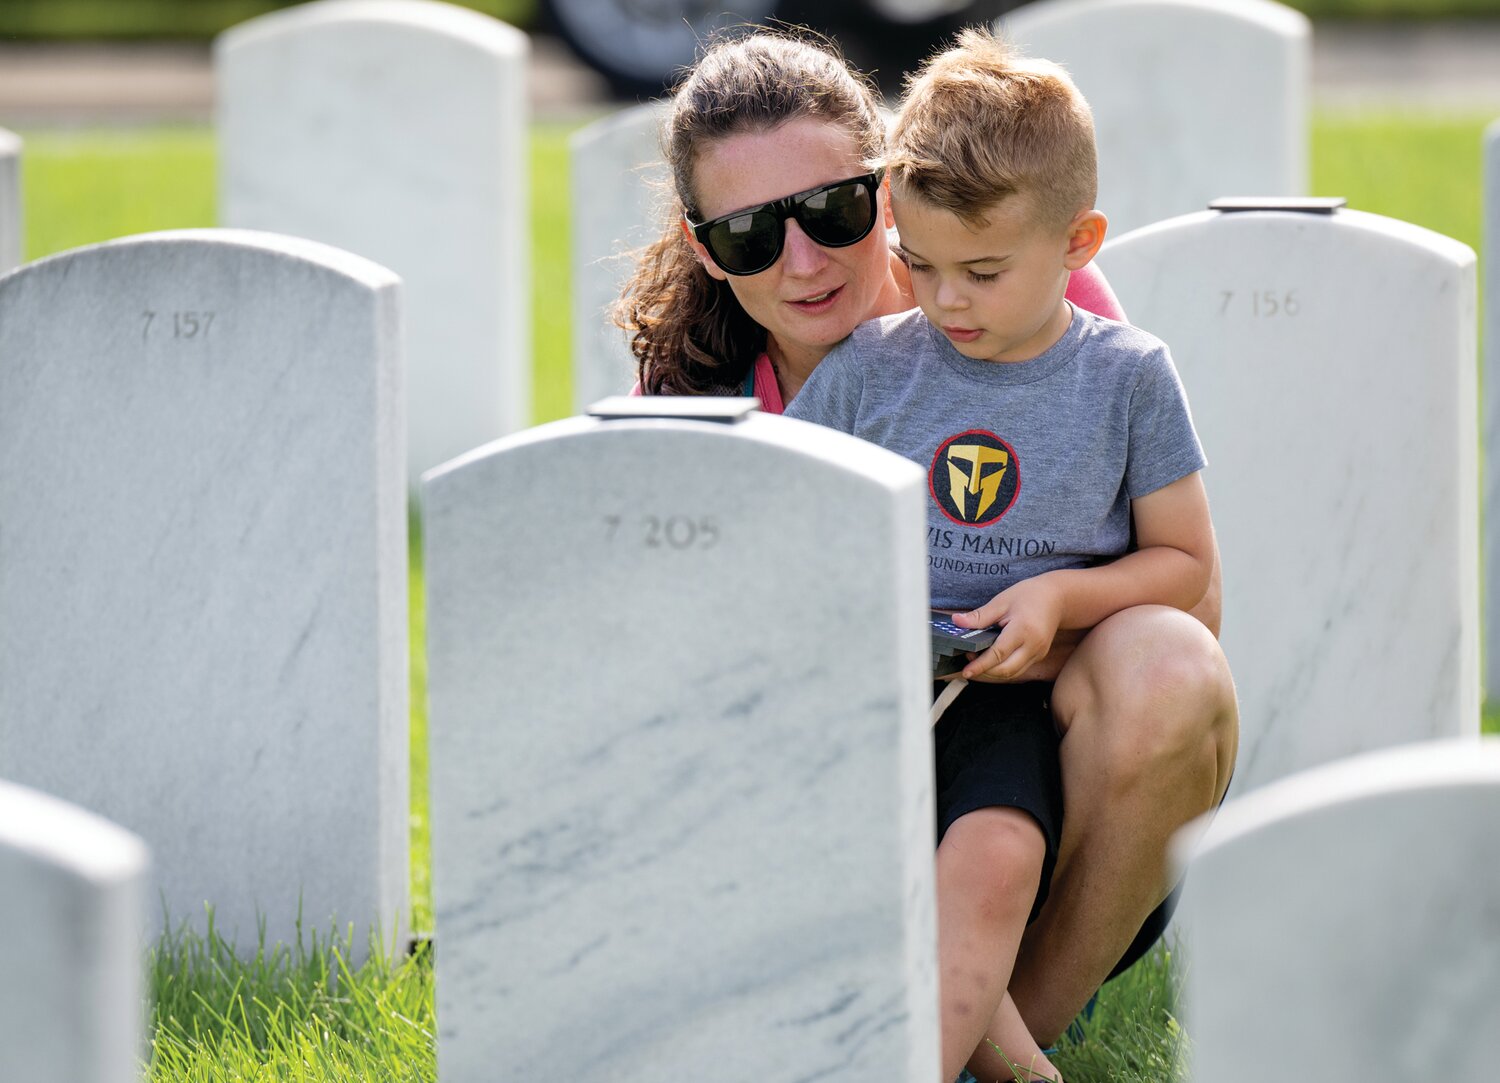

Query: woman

[618,30,1238,1081]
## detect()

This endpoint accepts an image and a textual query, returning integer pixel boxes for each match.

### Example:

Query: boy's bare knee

[940,807,1047,925]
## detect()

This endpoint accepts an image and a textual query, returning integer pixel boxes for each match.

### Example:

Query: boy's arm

[955,471,1215,681]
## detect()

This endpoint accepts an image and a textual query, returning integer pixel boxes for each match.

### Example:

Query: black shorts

[932,679,1063,924]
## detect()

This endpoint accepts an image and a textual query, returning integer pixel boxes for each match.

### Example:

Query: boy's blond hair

[889,27,1097,231]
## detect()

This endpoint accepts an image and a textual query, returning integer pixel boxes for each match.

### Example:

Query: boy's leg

[966,993,1062,1083]
[1004,605,1238,1044]
[936,807,1049,1082]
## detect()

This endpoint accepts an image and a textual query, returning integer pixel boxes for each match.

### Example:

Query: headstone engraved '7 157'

[1000,0,1309,237]
[1482,119,1500,700]
[0,780,150,1083]
[217,0,530,486]
[422,398,938,1081]
[0,126,21,274]
[570,102,669,411]
[1175,739,1500,1081]
[1096,203,1479,794]
[0,229,410,960]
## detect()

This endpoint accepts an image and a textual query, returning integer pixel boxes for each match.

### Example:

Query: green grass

[16,110,1496,1082]
[0,0,537,39]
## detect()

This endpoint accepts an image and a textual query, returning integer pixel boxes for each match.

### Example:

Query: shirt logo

[931,429,1020,527]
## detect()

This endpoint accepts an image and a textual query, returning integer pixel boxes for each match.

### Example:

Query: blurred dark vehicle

[540,0,1015,98]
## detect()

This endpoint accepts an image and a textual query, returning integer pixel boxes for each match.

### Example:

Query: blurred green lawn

[17,111,1494,424]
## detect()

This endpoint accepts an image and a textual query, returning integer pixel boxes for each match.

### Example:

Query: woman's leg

[936,806,1055,1082]
[1004,605,1238,1044]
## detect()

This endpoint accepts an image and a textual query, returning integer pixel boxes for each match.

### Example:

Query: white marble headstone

[999,0,1310,237]
[0,229,409,958]
[1175,738,1500,1081]
[570,103,669,411]
[422,399,938,1081]
[217,0,530,486]
[1096,205,1479,794]
[1482,120,1500,701]
[0,127,21,275]
[0,780,149,1083]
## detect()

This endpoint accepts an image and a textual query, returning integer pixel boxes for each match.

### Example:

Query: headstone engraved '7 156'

[1175,738,1500,1081]
[422,398,938,1081]
[570,102,669,412]
[1000,0,1310,237]
[0,126,21,274]
[1482,120,1500,700]
[217,0,530,486]
[0,229,410,960]
[1096,203,1479,794]
[0,780,150,1083]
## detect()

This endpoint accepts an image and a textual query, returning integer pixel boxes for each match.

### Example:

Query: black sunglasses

[686,169,885,277]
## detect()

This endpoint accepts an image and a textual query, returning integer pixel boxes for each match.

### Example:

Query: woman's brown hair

[616,30,887,395]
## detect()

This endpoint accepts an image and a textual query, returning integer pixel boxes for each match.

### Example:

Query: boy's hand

[952,576,1064,681]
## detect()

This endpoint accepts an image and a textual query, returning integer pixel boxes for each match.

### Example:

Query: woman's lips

[943,325,983,343]
[789,285,842,313]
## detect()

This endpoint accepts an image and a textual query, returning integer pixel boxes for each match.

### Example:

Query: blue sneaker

[956,1072,980,1083]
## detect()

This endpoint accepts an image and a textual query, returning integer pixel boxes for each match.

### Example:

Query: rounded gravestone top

[1003,0,1310,39]
[216,0,528,60]
[0,780,150,887]
[0,128,20,156]
[5,227,401,294]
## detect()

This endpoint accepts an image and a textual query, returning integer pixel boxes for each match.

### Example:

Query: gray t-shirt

[784,305,1206,611]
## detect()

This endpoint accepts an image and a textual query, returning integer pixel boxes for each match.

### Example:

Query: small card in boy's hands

[930,611,1000,677]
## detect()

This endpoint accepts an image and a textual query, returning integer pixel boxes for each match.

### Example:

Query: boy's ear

[1062,209,1108,270]
[680,215,728,282]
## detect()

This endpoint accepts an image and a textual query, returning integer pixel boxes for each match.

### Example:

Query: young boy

[784,28,1215,1083]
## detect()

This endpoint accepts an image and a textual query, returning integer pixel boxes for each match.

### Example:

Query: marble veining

[0,781,149,1083]
[217,0,530,485]
[1001,0,1308,237]
[570,103,670,411]
[1177,739,1500,1081]
[0,230,408,960]
[424,413,938,1080]
[1098,208,1480,795]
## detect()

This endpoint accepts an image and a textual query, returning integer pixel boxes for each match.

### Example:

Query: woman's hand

[951,575,1066,682]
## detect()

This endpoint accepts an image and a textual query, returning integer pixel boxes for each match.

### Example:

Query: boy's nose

[935,279,967,310]
[780,218,829,275]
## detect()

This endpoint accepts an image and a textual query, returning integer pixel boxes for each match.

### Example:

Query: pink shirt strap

[1064,261,1126,322]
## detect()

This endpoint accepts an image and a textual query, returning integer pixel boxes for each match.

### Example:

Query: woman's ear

[1063,209,1108,270]
[881,173,896,230]
[680,216,728,282]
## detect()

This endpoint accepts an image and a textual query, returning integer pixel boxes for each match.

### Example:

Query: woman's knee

[1054,606,1237,774]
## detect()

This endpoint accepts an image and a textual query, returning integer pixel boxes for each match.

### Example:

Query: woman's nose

[780,218,829,275]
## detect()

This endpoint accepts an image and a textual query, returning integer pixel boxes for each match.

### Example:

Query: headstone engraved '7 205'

[1096,203,1479,794]
[1175,738,1500,1081]
[570,102,670,411]
[217,0,530,485]
[0,126,21,274]
[1000,0,1310,237]
[422,398,938,1081]
[0,779,149,1083]
[0,229,409,960]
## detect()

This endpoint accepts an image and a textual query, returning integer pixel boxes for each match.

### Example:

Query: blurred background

[1,0,1496,424]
